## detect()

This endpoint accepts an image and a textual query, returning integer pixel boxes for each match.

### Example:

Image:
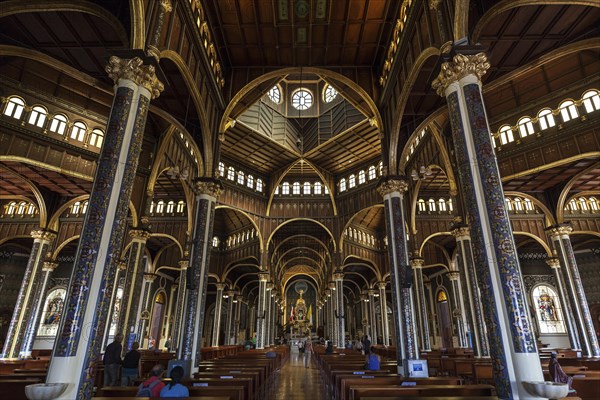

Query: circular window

[292,88,313,110]
[324,84,338,103]
[267,85,281,104]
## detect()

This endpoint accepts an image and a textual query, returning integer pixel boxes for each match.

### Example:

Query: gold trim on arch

[504,191,556,227]
[513,231,552,256]
[419,232,453,262]
[130,0,145,50]
[0,235,32,247]
[266,217,337,253]
[340,256,382,282]
[339,204,384,250]
[51,235,80,260]
[48,195,90,231]
[0,161,48,228]
[501,152,600,183]
[215,205,263,252]
[557,161,600,223]
[453,0,469,42]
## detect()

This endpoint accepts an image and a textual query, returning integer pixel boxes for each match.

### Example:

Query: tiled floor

[271,351,325,400]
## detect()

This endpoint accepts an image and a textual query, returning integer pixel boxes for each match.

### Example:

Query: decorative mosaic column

[163,283,177,347]
[118,228,151,348]
[265,285,273,346]
[211,283,225,346]
[452,224,489,357]
[545,257,581,350]
[334,271,345,348]
[411,258,431,351]
[248,304,256,338]
[360,293,368,337]
[137,274,156,344]
[2,229,56,359]
[377,282,390,346]
[19,261,59,358]
[367,289,378,345]
[102,261,127,351]
[225,290,235,345]
[255,272,268,349]
[46,56,163,399]
[425,281,438,348]
[546,225,599,357]
[234,295,242,345]
[378,177,417,375]
[433,52,542,398]
[146,0,173,61]
[172,260,188,352]
[447,271,468,348]
[179,178,222,369]
[269,294,276,345]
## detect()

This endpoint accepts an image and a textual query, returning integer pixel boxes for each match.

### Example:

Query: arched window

[107,287,123,339]
[268,85,281,104]
[247,175,254,189]
[578,197,588,211]
[72,201,81,215]
[438,198,447,212]
[16,201,27,215]
[448,198,453,212]
[89,128,104,147]
[568,199,578,211]
[166,200,175,213]
[70,121,87,141]
[27,203,36,215]
[227,166,235,181]
[418,199,426,212]
[559,100,578,122]
[28,105,47,128]
[156,200,165,213]
[524,198,534,211]
[517,117,535,138]
[428,198,436,212]
[368,165,376,180]
[589,197,599,211]
[237,170,245,185]
[582,90,600,113]
[218,162,225,177]
[499,125,514,145]
[3,96,25,119]
[256,179,263,192]
[37,287,66,337]
[292,88,313,110]
[212,236,220,247]
[324,185,329,195]
[176,200,185,213]
[323,84,338,103]
[292,181,300,195]
[49,114,68,135]
[532,284,566,333]
[348,174,356,188]
[538,108,555,130]
[150,201,155,214]
[81,201,88,214]
[358,170,366,184]
[282,182,290,195]
[378,161,383,176]
[274,185,279,195]
[314,182,322,195]
[505,197,513,211]
[6,201,17,215]
[339,178,347,192]
[303,182,311,195]
[514,197,523,211]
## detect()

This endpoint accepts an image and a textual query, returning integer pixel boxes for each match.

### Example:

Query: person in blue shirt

[365,346,380,370]
[160,366,189,398]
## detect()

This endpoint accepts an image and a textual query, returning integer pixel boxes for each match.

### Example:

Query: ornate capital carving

[143,273,156,282]
[30,229,57,242]
[432,53,490,96]
[546,224,573,238]
[159,0,173,12]
[546,257,561,269]
[105,56,164,99]
[194,178,223,197]
[333,272,344,282]
[42,261,59,272]
[368,289,376,296]
[129,228,151,240]
[410,257,425,269]
[258,272,270,282]
[178,260,189,270]
[447,271,461,281]
[117,261,128,271]
[429,0,442,10]
[377,176,409,197]
[216,283,226,291]
[451,226,471,239]
[377,281,387,290]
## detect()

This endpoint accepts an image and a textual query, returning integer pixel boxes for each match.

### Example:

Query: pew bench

[348,384,496,400]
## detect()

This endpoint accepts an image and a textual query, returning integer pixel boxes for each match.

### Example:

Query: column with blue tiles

[255,272,269,349]
[377,177,417,376]
[2,229,56,359]
[46,56,163,399]
[433,52,543,399]
[211,283,225,346]
[447,271,468,348]
[377,281,390,346]
[19,261,59,358]
[546,224,599,357]
[179,178,222,371]
[451,224,489,357]
[410,257,431,351]
[171,260,188,351]
[118,228,151,348]
[333,271,345,348]
[225,290,235,345]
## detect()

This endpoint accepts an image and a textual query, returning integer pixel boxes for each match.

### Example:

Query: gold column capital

[377,281,387,290]
[117,260,128,271]
[216,283,226,291]
[333,272,344,281]
[194,178,223,197]
[178,260,189,270]
[410,257,425,269]
[377,176,409,197]
[451,225,471,239]
[546,224,573,238]
[429,0,442,10]
[546,257,561,269]
[106,56,165,99]
[159,0,173,12]
[258,272,270,282]
[42,261,59,272]
[432,52,490,96]
[30,228,57,242]
[447,271,461,281]
[143,273,156,282]
[129,228,151,240]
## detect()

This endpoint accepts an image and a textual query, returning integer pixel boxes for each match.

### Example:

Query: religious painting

[532,284,566,334]
[37,287,66,337]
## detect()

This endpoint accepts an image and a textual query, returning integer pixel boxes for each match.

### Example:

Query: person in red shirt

[136,364,165,397]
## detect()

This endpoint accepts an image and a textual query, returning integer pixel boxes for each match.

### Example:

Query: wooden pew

[348,384,496,400]
[0,378,42,400]
[570,377,600,400]
[94,384,244,400]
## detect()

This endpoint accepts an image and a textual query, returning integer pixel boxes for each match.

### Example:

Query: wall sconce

[411,165,433,181]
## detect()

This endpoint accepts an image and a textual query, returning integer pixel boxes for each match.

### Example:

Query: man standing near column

[103,334,123,386]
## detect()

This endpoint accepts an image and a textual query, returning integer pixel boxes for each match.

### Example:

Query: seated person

[325,341,334,354]
[548,352,573,388]
[160,365,189,398]
[364,346,380,371]
[137,364,165,397]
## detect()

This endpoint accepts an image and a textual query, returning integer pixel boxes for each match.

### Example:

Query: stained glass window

[532,284,566,334]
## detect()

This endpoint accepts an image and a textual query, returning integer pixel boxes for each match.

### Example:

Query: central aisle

[272,350,325,400]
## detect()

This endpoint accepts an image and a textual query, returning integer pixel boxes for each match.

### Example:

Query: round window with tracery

[324,84,338,103]
[268,86,281,104]
[292,88,313,110]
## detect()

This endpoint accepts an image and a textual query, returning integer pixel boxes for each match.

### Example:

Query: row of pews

[314,347,498,400]
[0,350,51,400]
[94,345,289,400]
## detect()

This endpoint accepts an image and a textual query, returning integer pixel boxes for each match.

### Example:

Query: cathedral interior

[0,1,598,399]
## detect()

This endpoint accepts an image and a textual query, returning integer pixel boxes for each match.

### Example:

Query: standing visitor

[103,333,123,386]
[304,337,313,368]
[121,341,140,386]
